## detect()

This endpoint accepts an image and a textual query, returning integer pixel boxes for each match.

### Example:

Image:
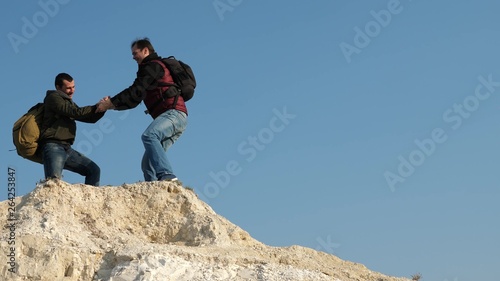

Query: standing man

[40,73,105,186]
[97,38,188,182]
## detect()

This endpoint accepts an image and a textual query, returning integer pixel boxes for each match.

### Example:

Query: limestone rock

[0,180,411,281]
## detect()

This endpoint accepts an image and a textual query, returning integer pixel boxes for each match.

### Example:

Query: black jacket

[40,90,104,145]
[110,53,187,117]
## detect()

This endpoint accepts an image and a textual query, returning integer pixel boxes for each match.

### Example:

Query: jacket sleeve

[76,110,105,123]
[44,93,102,121]
[110,61,165,110]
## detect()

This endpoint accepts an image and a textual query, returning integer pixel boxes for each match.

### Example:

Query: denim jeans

[141,109,187,181]
[42,142,100,186]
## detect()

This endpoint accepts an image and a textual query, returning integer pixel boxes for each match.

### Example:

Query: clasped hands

[96,96,115,113]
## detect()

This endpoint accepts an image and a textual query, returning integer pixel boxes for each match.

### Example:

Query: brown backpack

[12,103,45,164]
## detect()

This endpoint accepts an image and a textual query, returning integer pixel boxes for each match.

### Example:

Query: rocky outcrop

[0,180,410,281]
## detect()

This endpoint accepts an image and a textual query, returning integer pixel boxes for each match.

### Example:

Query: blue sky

[1,1,499,280]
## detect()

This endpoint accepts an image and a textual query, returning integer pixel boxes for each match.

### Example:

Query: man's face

[132,45,149,64]
[57,79,75,99]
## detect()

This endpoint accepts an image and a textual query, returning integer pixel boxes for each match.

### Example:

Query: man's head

[131,37,155,64]
[55,73,75,99]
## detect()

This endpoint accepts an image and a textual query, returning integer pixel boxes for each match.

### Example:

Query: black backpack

[145,56,196,116]
[159,56,196,102]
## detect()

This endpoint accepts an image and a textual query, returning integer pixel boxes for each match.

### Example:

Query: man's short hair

[55,73,73,88]
[131,37,155,53]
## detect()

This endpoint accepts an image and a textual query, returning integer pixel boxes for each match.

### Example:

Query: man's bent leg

[141,110,187,180]
[64,148,101,186]
[42,142,68,180]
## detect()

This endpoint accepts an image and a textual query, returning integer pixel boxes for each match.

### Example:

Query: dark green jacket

[40,90,104,145]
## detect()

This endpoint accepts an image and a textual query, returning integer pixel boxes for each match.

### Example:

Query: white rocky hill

[0,180,411,281]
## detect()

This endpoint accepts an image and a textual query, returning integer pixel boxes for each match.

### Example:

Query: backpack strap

[144,60,181,115]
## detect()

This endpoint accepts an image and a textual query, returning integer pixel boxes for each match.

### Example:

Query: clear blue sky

[1,1,499,280]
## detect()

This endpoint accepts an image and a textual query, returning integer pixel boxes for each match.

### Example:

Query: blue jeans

[42,142,100,186]
[141,109,187,181]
